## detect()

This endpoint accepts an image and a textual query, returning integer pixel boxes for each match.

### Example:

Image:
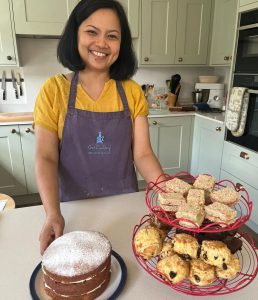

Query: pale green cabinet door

[119,0,139,38]
[176,0,212,65]
[19,125,38,194]
[190,116,225,179]
[141,0,177,65]
[149,116,192,175]
[0,0,18,65]
[210,0,238,65]
[0,125,27,195]
[12,0,79,35]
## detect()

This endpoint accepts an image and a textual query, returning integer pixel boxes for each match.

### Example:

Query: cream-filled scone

[193,174,216,193]
[158,191,186,212]
[165,178,192,196]
[187,188,205,206]
[210,187,240,206]
[175,203,205,228]
[205,202,237,226]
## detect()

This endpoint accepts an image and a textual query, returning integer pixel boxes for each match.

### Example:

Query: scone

[193,174,216,193]
[210,187,240,206]
[158,191,186,212]
[157,254,190,284]
[175,203,205,228]
[165,178,192,196]
[205,202,237,226]
[134,226,165,260]
[159,240,175,260]
[216,255,240,279]
[189,258,216,286]
[172,233,199,259]
[187,188,205,206]
[200,240,232,268]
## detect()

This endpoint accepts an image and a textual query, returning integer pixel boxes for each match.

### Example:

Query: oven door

[226,89,258,152]
[235,26,258,74]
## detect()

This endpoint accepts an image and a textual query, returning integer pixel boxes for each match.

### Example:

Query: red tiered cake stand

[145,171,252,233]
[132,215,258,296]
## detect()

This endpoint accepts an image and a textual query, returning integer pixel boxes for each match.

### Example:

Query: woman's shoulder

[41,74,70,91]
[121,79,142,90]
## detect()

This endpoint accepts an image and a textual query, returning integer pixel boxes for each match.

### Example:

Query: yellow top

[34,74,148,140]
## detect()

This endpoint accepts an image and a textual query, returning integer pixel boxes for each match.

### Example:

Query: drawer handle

[215,127,221,131]
[144,57,149,62]
[236,182,244,191]
[240,151,249,160]
[152,121,158,125]
[178,57,183,62]
[25,128,34,133]
[224,56,230,61]
[11,129,17,134]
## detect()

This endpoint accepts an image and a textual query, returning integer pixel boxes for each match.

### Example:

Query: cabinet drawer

[220,169,258,232]
[221,141,258,190]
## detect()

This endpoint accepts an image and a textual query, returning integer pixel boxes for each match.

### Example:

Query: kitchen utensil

[170,74,181,94]
[17,72,23,96]
[11,70,19,99]
[1,71,6,100]
[198,76,219,83]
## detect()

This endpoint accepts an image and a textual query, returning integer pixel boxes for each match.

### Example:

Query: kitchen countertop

[0,191,257,300]
[0,109,225,125]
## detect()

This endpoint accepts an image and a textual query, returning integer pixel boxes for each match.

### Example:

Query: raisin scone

[189,258,216,286]
[216,255,240,279]
[172,233,199,259]
[200,240,232,268]
[157,254,190,284]
[159,240,175,260]
[134,226,165,260]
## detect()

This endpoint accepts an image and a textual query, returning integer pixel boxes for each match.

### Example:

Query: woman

[34,0,163,255]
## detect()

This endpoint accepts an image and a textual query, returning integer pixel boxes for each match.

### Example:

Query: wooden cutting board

[0,112,33,122]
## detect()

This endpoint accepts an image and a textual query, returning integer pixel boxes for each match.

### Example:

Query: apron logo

[88,131,111,155]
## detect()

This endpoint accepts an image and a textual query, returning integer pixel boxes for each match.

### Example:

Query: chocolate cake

[42,231,112,299]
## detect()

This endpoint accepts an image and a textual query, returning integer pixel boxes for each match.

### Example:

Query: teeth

[91,50,106,57]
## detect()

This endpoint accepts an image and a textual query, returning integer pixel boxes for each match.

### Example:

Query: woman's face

[77,8,121,73]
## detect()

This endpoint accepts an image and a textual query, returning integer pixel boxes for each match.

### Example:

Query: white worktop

[0,191,257,300]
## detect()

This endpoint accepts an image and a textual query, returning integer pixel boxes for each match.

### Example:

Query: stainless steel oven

[226,74,258,152]
[235,9,258,74]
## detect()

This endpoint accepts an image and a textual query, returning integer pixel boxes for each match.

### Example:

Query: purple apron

[59,72,138,201]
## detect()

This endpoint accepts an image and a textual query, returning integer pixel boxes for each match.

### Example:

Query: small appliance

[194,83,224,109]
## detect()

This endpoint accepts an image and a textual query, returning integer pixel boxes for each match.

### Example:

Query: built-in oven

[226,74,258,152]
[235,9,258,74]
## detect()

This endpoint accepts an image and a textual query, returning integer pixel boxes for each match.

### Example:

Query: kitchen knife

[11,70,19,99]
[1,71,6,100]
[17,72,23,96]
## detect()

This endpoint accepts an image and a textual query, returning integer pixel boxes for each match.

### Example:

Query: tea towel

[226,87,247,131]
[231,90,249,137]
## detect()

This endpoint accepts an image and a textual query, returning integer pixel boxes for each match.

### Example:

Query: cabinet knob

[230,56,232,60]
[224,56,230,61]
[144,57,149,62]
[178,57,183,62]
[240,151,249,160]
[11,129,17,134]
[25,128,34,133]
[236,182,244,191]
[7,55,12,61]
[152,121,158,125]
[215,127,221,131]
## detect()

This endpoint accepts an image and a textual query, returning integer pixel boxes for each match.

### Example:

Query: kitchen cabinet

[210,0,238,65]
[12,0,139,38]
[190,116,225,179]
[0,124,37,196]
[0,0,19,65]
[220,169,258,233]
[12,0,79,35]
[238,0,258,11]
[148,116,193,175]
[141,0,212,65]
[175,0,212,65]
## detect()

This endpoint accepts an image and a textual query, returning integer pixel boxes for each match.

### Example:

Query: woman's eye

[86,30,97,36]
[108,34,119,40]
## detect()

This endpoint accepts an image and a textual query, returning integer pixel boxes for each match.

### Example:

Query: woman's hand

[39,213,65,255]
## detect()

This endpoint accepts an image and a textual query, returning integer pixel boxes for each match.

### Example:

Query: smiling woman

[33,0,163,260]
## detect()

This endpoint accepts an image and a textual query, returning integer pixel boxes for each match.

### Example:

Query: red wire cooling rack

[145,171,252,233]
[132,215,258,296]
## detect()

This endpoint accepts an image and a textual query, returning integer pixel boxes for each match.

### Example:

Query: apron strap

[116,81,130,115]
[68,71,79,109]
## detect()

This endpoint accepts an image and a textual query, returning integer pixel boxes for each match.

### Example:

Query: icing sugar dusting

[42,231,111,277]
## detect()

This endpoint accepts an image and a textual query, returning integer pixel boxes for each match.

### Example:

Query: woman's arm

[35,125,64,254]
[133,116,164,184]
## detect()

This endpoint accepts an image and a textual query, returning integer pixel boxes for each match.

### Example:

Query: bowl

[198,76,219,83]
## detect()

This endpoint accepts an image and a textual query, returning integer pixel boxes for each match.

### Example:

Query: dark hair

[57,0,137,80]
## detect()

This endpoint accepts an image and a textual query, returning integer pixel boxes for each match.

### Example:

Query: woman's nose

[95,36,108,48]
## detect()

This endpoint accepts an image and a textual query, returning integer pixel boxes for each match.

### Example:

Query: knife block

[167,92,177,108]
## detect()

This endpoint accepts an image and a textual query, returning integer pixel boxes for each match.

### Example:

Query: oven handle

[239,23,258,30]
[248,89,258,95]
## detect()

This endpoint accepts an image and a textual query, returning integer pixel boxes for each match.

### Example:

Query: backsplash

[0,38,230,113]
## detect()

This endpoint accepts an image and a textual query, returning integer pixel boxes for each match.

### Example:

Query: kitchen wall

[0,38,230,113]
